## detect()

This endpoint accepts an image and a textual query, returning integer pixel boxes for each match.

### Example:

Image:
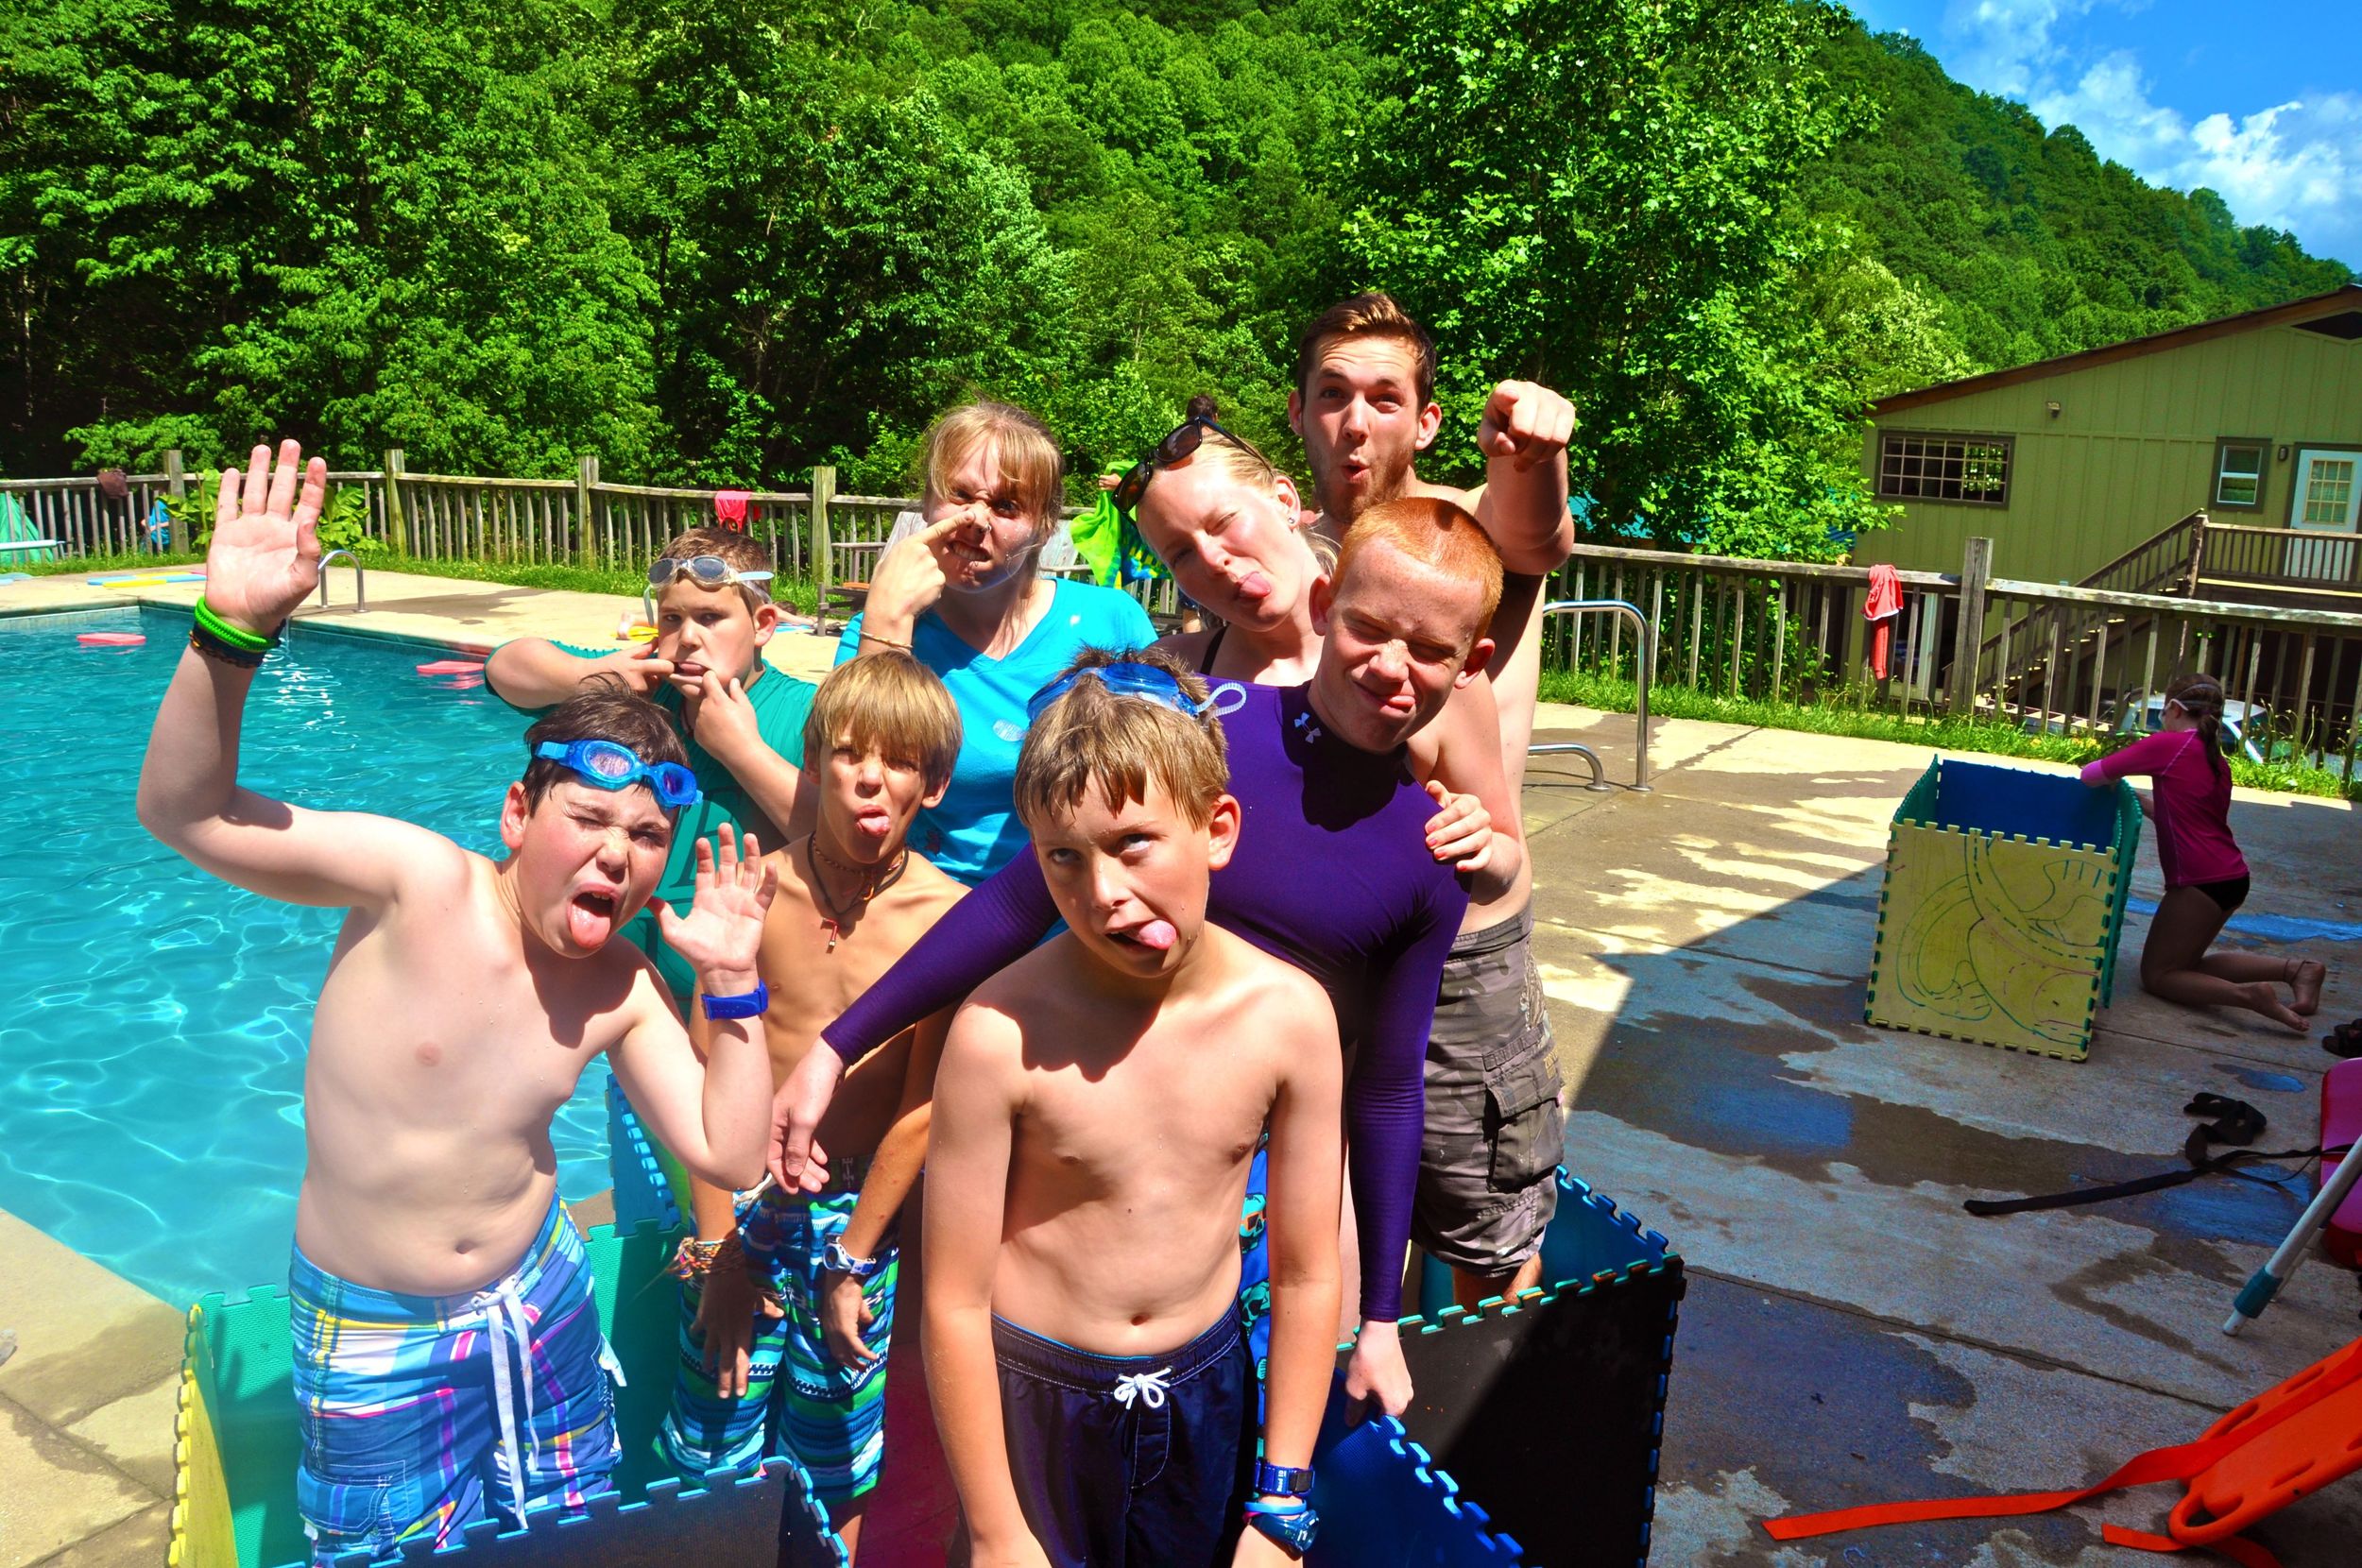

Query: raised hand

[1475,382,1577,473]
[207,440,330,634]
[864,516,966,631]
[655,824,778,991]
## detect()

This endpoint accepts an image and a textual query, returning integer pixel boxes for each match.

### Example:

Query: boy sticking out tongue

[138,441,779,1559]
[924,648,1344,1567]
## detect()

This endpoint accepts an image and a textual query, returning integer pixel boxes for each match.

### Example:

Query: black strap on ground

[1966,1092,2352,1218]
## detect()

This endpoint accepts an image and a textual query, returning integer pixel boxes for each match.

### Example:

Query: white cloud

[1936,5,2362,263]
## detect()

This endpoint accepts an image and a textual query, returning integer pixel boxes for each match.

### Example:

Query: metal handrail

[316,550,366,609]
[1536,599,1652,792]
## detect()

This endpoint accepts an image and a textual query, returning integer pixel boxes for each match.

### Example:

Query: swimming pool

[0,605,617,1305]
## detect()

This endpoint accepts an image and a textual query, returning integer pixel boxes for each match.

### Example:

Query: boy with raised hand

[660,652,967,1561]
[488,526,816,1003]
[138,442,781,1559]
[925,649,1344,1568]
[1292,294,1576,1307]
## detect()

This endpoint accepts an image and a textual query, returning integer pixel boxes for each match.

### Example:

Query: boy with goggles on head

[488,526,818,1005]
[924,646,1343,1568]
[138,441,782,1560]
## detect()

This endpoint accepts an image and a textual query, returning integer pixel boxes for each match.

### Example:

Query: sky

[1845,0,2362,268]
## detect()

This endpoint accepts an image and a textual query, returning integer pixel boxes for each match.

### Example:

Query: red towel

[1863,563,1902,680]
[713,489,751,529]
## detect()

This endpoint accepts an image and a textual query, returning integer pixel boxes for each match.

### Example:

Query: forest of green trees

[3,0,2349,558]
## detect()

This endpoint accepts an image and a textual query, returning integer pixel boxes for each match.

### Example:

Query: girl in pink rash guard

[2080,672,2326,1032]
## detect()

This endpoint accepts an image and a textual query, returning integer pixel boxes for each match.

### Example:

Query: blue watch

[1243,1498,1318,1558]
[822,1239,886,1280]
[1255,1461,1315,1498]
[699,982,769,1021]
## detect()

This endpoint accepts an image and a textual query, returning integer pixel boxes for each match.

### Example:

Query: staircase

[1975,509,2207,722]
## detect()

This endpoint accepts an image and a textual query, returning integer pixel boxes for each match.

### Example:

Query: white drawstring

[1111,1368,1173,1409]
[473,1279,539,1526]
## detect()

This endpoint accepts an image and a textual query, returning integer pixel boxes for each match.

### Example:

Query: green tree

[1344,0,1887,558]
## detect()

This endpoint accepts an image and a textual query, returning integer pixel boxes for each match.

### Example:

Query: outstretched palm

[206,440,329,634]
[656,824,779,980]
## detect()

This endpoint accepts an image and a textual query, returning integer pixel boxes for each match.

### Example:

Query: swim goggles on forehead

[1024,661,1247,726]
[646,555,775,592]
[534,740,702,810]
[1111,414,1264,517]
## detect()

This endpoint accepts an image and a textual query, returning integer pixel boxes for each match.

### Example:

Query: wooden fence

[1542,537,2362,780]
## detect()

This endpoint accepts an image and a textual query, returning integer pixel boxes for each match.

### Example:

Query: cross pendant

[821,917,841,954]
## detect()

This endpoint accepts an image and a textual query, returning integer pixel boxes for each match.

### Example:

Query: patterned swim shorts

[289,1196,618,1560]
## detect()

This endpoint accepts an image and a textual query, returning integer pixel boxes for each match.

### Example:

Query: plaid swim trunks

[288,1195,619,1560]
[659,1176,897,1506]
[1412,908,1566,1274]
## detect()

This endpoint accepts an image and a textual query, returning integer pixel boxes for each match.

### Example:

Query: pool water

[0,606,618,1305]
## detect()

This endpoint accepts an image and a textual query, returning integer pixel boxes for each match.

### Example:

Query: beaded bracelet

[668,1235,726,1280]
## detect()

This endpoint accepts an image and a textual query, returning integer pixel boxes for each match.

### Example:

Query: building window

[1876,433,2011,506]
[2213,437,2268,511]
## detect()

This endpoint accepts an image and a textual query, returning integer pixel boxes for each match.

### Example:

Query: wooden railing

[2199,520,2362,602]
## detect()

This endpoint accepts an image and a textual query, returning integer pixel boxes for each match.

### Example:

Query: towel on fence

[713,489,752,530]
[1863,562,1902,680]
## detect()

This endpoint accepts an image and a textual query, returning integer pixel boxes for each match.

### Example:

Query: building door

[2286,448,2360,581]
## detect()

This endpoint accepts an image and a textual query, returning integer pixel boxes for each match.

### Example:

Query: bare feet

[2291,959,2327,1016]
[2241,981,2309,1034]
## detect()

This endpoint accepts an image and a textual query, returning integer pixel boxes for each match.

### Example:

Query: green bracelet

[193,596,278,651]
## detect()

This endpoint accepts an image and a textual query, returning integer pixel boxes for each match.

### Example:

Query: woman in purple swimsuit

[774,496,1512,1415]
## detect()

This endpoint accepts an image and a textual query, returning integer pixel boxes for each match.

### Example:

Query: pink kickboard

[77,631,145,646]
[415,659,484,675]
[2325,1056,2362,1269]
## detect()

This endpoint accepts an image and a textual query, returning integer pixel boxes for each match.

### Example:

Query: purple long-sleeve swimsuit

[823,681,1468,1321]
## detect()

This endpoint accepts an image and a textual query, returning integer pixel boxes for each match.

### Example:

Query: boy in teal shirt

[490,527,815,1001]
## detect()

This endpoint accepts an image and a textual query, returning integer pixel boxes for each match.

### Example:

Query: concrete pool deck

[2,571,2358,1564]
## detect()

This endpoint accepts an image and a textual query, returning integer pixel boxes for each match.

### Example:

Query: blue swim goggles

[534,740,702,810]
[1024,661,1247,726]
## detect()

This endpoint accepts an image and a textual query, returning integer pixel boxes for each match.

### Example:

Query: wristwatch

[822,1238,886,1280]
[1243,1498,1319,1558]
[1255,1462,1315,1498]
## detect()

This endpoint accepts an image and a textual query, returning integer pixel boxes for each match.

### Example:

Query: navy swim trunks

[950,1310,1254,1568]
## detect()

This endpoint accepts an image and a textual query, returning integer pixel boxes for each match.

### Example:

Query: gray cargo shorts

[1412,908,1566,1275]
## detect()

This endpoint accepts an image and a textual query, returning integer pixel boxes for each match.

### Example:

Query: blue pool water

[0,606,617,1305]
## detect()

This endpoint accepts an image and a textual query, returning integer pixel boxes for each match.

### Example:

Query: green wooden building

[1855,284,2362,611]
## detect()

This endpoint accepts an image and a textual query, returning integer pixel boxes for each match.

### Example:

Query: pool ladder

[1532,599,1652,792]
[316,549,366,610]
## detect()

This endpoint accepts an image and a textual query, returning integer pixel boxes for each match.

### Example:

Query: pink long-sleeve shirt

[2080,728,2248,889]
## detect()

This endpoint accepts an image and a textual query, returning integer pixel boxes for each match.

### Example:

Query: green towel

[1068,470,1166,590]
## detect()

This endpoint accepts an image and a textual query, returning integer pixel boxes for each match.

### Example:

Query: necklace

[804,838,909,953]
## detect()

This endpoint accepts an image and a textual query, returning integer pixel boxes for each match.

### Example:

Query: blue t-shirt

[835,578,1155,883]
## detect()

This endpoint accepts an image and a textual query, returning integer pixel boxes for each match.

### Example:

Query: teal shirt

[495,642,815,999]
[835,578,1156,883]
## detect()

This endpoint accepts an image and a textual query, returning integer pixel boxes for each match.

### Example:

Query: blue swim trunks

[948,1312,1254,1568]
[288,1196,619,1560]
[659,1180,897,1507]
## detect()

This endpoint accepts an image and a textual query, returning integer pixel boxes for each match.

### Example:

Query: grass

[22,550,205,576]
[1539,666,2362,802]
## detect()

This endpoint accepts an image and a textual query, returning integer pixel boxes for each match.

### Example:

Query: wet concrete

[1527,703,2362,1560]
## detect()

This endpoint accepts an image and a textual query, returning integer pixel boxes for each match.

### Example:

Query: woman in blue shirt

[838,401,1155,883]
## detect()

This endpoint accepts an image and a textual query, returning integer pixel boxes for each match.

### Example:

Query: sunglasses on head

[646,555,775,592]
[1111,414,1254,517]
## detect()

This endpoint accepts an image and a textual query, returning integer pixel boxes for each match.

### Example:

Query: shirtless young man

[926,649,1343,1568]
[1292,294,1579,1304]
[660,652,966,1560]
[138,441,778,1559]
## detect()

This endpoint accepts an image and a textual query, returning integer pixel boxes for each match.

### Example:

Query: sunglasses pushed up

[1111,414,1260,517]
